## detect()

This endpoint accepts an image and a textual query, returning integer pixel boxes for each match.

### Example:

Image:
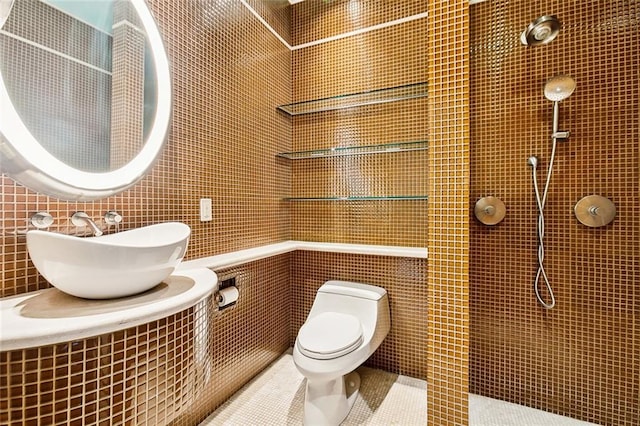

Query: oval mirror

[0,0,171,200]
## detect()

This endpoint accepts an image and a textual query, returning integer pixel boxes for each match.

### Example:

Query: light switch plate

[200,198,212,221]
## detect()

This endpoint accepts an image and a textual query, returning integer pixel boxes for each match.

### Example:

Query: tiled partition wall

[1,0,292,424]
[0,256,290,425]
[426,1,470,425]
[469,1,639,424]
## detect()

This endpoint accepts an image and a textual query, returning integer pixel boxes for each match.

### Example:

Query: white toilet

[293,280,391,425]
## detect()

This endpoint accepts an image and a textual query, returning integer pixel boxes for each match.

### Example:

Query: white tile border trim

[178,241,427,271]
[239,1,427,51]
[239,0,293,50]
[292,11,429,51]
[241,0,488,52]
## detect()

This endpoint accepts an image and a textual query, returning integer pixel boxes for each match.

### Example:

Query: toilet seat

[297,312,364,360]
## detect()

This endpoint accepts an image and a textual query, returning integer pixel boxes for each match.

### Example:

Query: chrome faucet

[104,211,123,226]
[71,212,103,237]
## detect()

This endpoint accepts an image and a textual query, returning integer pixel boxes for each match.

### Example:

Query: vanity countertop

[0,268,217,351]
[1,242,425,351]
[178,240,427,271]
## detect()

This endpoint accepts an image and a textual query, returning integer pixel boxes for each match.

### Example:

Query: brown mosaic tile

[0,0,453,423]
[290,9,429,247]
[426,1,470,425]
[291,251,428,379]
[0,307,201,425]
[0,254,290,425]
[246,0,291,46]
[470,0,639,425]
[291,0,427,47]
[292,16,428,102]
[5,0,633,425]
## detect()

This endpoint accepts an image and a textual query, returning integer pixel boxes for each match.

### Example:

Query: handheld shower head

[544,75,576,102]
[527,156,539,167]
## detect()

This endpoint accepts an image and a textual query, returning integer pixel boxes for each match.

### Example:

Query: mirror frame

[0,0,171,201]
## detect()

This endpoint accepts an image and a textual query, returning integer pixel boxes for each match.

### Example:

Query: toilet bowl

[293,280,391,425]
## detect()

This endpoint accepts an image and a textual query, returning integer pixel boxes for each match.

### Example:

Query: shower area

[469,1,638,424]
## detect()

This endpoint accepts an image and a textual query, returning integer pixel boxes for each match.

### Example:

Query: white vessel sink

[27,222,191,299]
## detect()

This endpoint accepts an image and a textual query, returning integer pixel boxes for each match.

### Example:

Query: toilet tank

[308,281,390,340]
[318,280,387,300]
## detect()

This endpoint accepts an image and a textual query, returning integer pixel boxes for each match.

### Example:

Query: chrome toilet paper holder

[216,276,239,310]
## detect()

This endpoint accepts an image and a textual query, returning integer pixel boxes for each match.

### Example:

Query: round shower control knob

[574,195,616,227]
[474,197,506,226]
[483,205,496,216]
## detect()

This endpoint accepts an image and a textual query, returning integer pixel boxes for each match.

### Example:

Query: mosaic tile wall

[0,0,291,298]
[246,0,291,46]
[110,1,146,170]
[290,0,429,247]
[0,255,291,425]
[1,306,204,425]
[289,0,433,406]
[469,1,639,425]
[290,251,428,378]
[426,1,470,425]
[291,0,427,46]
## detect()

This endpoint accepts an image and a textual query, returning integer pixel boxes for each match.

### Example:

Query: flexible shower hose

[530,142,557,309]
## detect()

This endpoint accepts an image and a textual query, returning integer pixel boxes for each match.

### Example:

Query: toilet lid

[297,312,364,360]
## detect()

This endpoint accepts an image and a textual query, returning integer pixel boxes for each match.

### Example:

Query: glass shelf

[276,141,428,160]
[284,196,429,201]
[277,82,428,116]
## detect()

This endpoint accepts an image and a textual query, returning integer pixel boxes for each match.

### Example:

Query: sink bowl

[26,222,191,299]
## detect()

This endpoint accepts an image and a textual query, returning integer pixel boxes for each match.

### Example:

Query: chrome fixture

[104,211,123,226]
[545,75,576,140]
[574,195,616,228]
[520,15,561,46]
[71,212,103,237]
[474,196,506,226]
[30,212,54,229]
[527,75,576,309]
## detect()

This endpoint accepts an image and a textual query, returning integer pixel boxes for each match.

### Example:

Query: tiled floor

[201,353,599,426]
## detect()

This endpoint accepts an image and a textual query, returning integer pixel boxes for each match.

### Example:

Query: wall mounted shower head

[544,75,576,102]
[520,15,561,46]
[527,156,538,167]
